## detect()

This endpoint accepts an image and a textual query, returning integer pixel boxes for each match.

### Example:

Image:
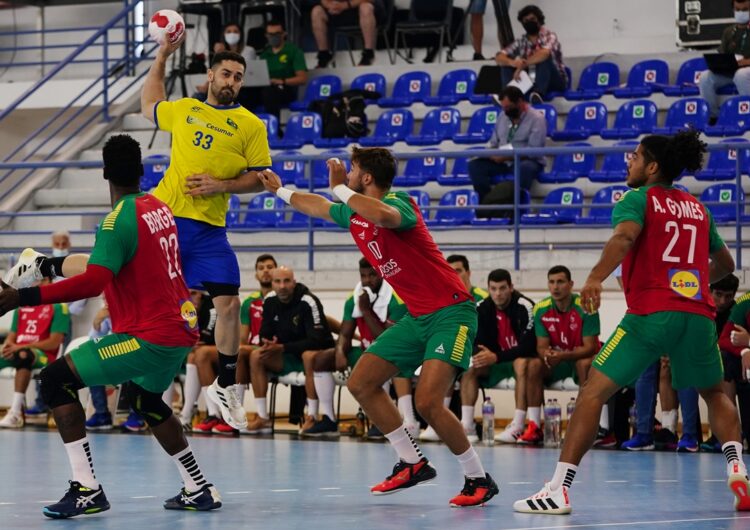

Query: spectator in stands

[311,0,385,67]
[245,266,335,433]
[520,265,607,445]
[467,0,511,61]
[84,305,114,431]
[459,269,536,443]
[494,4,567,99]
[194,22,256,102]
[0,279,68,429]
[302,258,410,437]
[698,0,750,122]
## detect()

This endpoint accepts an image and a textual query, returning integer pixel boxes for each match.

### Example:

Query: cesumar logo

[669,269,701,299]
[180,300,199,329]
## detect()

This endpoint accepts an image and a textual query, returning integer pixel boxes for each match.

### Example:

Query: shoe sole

[86,425,113,431]
[43,503,111,519]
[513,504,572,515]
[212,429,239,435]
[371,467,438,496]
[242,428,272,435]
[300,431,340,438]
[677,447,699,453]
[207,384,247,430]
[729,474,750,511]
[450,483,500,508]
[622,445,655,451]
[163,501,222,511]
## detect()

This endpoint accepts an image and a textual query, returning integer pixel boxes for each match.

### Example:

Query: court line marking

[325,494,345,498]
[36,501,57,503]
[131,496,155,499]
[653,479,678,483]
[0,502,16,505]
[704,479,725,482]
[226,491,252,494]
[270,489,299,492]
[318,487,340,491]
[503,515,750,530]
[604,480,627,483]
[508,482,533,485]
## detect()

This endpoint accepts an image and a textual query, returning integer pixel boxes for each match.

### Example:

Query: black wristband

[18,287,41,307]
[40,256,66,278]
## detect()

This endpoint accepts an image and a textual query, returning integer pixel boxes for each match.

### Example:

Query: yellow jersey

[153,98,271,227]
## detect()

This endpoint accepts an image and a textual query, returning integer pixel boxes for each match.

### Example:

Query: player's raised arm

[141,36,185,122]
[259,169,335,222]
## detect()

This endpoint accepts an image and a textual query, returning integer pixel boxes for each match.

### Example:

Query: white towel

[351,280,393,322]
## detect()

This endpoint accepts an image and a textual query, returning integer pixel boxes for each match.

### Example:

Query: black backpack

[309,89,380,139]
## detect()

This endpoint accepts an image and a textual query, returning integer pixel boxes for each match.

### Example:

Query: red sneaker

[193,416,221,433]
[370,457,437,495]
[517,420,543,445]
[729,467,750,511]
[212,419,238,435]
[592,428,617,449]
[449,473,499,507]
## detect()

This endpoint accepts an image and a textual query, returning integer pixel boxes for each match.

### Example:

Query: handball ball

[148,10,185,46]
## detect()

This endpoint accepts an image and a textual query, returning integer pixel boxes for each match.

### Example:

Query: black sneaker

[449,473,499,507]
[366,424,385,439]
[654,428,678,451]
[371,457,437,494]
[358,49,374,66]
[316,51,333,69]
[472,52,485,61]
[164,483,222,511]
[301,415,340,438]
[424,47,439,63]
[43,481,110,519]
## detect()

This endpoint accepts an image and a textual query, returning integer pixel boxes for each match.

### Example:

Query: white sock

[662,409,678,433]
[255,397,268,419]
[722,441,748,476]
[204,388,220,417]
[382,380,392,393]
[10,392,25,415]
[513,409,526,427]
[461,405,475,430]
[528,406,542,425]
[398,395,417,425]
[235,384,245,406]
[456,446,485,479]
[64,438,99,489]
[307,398,319,418]
[549,462,578,491]
[599,404,610,431]
[385,424,423,464]
[443,396,452,408]
[172,446,208,493]
[180,365,200,424]
[314,372,335,420]
[162,383,174,409]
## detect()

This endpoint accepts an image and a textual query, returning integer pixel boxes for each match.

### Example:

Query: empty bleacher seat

[704,96,750,137]
[471,188,531,226]
[532,103,558,136]
[538,142,594,183]
[280,192,337,228]
[429,189,478,225]
[660,57,705,97]
[544,65,573,100]
[379,71,432,107]
[576,185,629,225]
[695,138,750,181]
[653,97,709,135]
[521,187,583,224]
[350,73,386,100]
[302,150,351,189]
[394,149,446,186]
[588,141,637,182]
[600,99,658,139]
[269,112,323,149]
[405,107,461,145]
[290,75,342,111]
[256,113,279,140]
[244,193,284,227]
[226,194,241,228]
[406,189,431,219]
[565,62,620,100]
[424,69,477,106]
[271,151,305,185]
[453,106,499,144]
[141,154,169,190]
[359,109,414,146]
[700,183,745,222]
[436,148,484,186]
[549,102,608,141]
[611,59,669,98]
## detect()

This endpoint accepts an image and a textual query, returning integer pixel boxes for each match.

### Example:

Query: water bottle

[629,404,637,437]
[566,397,576,421]
[481,397,495,446]
[551,399,561,448]
[543,399,555,447]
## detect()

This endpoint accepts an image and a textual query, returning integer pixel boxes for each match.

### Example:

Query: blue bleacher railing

[0,143,747,271]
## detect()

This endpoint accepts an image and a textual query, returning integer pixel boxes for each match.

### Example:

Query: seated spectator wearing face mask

[194,22,256,101]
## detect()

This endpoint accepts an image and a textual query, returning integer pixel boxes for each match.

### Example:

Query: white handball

[148,9,185,46]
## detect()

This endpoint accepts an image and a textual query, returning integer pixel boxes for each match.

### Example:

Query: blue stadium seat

[660,57,705,97]
[406,189,431,219]
[269,112,323,149]
[695,138,750,181]
[532,103,558,136]
[565,62,620,100]
[652,97,709,135]
[538,142,594,183]
[576,185,629,225]
[600,99,658,139]
[704,96,750,137]
[611,59,669,98]
[141,154,169,190]
[350,73,386,100]
[243,193,284,227]
[394,149,446,187]
[544,65,573,100]
[471,189,532,226]
[379,71,432,107]
[700,183,745,222]
[359,109,414,146]
[313,135,353,149]
[280,192,337,228]
[454,106,499,144]
[301,150,351,189]
[437,147,485,186]
[271,151,305,185]
[256,113,279,140]
[226,194,241,228]
[289,75,342,111]
[589,141,638,182]
[673,183,690,193]
[521,187,583,224]
[428,189,478,226]
[424,69,477,106]
[405,107,461,145]
[549,102,608,141]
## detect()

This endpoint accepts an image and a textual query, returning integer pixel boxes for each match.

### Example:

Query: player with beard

[141,37,272,431]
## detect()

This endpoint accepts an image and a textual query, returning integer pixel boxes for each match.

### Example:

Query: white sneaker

[728,464,750,511]
[405,422,420,440]
[206,378,247,430]
[496,422,524,443]
[3,248,46,289]
[513,482,572,514]
[463,425,479,444]
[419,425,440,442]
[0,412,24,429]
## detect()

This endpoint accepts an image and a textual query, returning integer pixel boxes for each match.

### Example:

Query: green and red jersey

[342,289,407,349]
[11,304,70,361]
[719,292,750,356]
[533,295,600,350]
[240,291,264,345]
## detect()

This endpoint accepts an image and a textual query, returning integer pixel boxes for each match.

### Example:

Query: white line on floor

[270,489,299,492]
[503,515,750,530]
[318,487,340,491]
[604,480,628,483]
[653,479,678,483]
[226,491,252,494]
[0,502,16,505]
[416,483,438,487]
[325,494,345,498]
[508,482,533,485]
[130,496,156,499]
[36,501,56,503]
[703,479,725,482]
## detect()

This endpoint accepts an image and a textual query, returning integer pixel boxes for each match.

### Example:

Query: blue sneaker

[43,481,110,519]
[677,433,699,453]
[163,483,222,511]
[621,433,655,451]
[121,412,147,432]
[85,412,113,431]
[301,415,340,438]
[25,405,48,417]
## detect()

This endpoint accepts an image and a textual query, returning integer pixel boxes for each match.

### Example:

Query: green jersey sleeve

[50,304,71,334]
[88,198,138,275]
[10,310,18,333]
[707,210,725,254]
[387,296,408,322]
[240,296,253,326]
[729,294,750,325]
[342,295,355,321]
[611,188,646,227]
[329,202,354,229]
[533,305,549,337]
[383,192,417,230]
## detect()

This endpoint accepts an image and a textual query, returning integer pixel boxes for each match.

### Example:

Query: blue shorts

[175,217,240,290]
[468,0,487,14]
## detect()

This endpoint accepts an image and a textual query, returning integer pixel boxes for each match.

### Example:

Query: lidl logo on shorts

[180,300,199,329]
[409,80,421,93]
[455,81,468,94]
[740,101,750,114]
[720,190,733,202]
[685,101,697,115]
[644,69,656,83]
[669,269,702,299]
[485,111,498,124]
[633,105,645,118]
[597,72,610,86]
[585,107,597,120]
[320,84,331,97]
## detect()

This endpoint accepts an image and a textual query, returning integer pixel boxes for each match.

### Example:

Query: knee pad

[123,382,173,428]
[13,348,35,370]
[39,358,83,409]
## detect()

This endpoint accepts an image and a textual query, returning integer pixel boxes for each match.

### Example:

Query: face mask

[224,33,241,46]
[52,248,69,258]
[268,34,283,48]
[505,106,521,120]
[736,11,750,24]
[522,20,540,35]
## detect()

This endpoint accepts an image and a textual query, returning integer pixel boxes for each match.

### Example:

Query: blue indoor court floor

[2,429,749,530]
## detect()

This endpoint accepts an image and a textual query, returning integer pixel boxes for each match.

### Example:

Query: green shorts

[69,333,191,394]
[0,348,48,370]
[348,346,363,368]
[545,360,577,385]
[479,361,515,388]
[593,311,723,390]
[366,301,477,378]
[270,353,304,376]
